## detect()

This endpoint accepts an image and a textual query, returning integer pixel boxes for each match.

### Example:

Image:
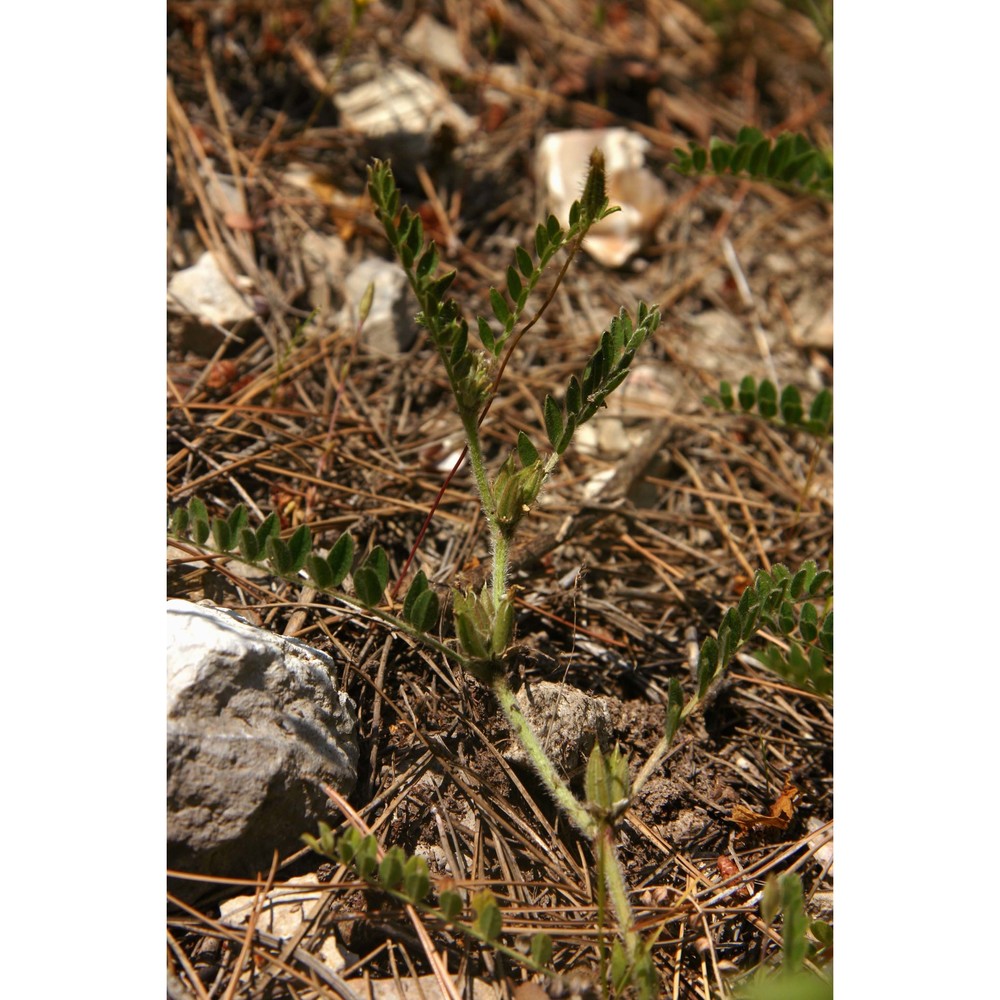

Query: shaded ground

[167,2,832,996]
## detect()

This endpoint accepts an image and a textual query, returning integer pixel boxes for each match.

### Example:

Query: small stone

[168,251,255,328]
[168,251,256,355]
[342,257,418,356]
[403,14,470,76]
[332,59,474,163]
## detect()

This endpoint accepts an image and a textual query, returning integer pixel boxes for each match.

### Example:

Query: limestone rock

[536,128,668,267]
[167,600,358,890]
[332,59,474,163]
[342,257,418,356]
[167,251,256,355]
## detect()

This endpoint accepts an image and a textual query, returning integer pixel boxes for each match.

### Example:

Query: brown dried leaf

[729,779,800,836]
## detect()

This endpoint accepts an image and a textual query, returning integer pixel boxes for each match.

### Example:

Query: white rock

[403,14,470,76]
[333,60,474,160]
[167,251,255,328]
[167,600,358,892]
[342,257,418,356]
[536,128,668,267]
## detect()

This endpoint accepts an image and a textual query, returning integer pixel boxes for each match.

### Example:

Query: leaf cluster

[705,376,832,439]
[301,823,555,974]
[543,302,660,455]
[367,161,487,417]
[697,561,832,698]
[170,497,440,630]
[672,128,832,198]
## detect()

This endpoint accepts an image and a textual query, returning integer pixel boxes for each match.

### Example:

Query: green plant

[301,823,558,978]
[732,872,832,999]
[672,128,832,198]
[704,376,832,440]
[170,154,831,996]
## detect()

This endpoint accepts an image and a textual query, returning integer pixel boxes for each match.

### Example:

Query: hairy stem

[491,676,597,839]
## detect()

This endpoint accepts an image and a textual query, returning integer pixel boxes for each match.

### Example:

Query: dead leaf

[729,779,800,837]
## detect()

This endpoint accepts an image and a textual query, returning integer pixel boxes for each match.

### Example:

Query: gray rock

[343,257,418,356]
[167,600,358,890]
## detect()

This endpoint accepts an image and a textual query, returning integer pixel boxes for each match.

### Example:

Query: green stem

[462,411,497,528]
[491,532,509,610]
[598,825,638,957]
[491,676,597,839]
